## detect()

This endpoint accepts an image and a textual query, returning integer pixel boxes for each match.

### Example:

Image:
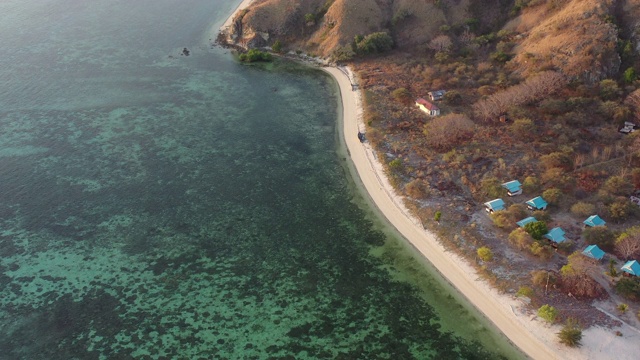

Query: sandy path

[322,66,563,360]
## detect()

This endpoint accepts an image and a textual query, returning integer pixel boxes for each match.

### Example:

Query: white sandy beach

[323,66,640,359]
[218,2,640,358]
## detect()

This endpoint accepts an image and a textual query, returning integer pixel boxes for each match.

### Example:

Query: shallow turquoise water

[0,0,523,358]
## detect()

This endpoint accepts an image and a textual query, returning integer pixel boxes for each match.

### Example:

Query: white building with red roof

[415,98,440,116]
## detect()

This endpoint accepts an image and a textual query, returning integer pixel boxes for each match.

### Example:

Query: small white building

[416,98,440,116]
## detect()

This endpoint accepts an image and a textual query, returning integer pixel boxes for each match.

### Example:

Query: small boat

[357,131,365,143]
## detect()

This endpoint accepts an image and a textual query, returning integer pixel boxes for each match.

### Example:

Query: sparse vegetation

[557,318,582,347]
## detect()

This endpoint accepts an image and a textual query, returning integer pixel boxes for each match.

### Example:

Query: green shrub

[517,286,534,298]
[304,13,316,24]
[624,67,637,84]
[557,318,582,347]
[392,88,411,104]
[530,241,553,259]
[615,277,640,301]
[272,40,283,53]
[617,303,628,313]
[603,176,634,196]
[477,246,493,261]
[490,51,511,63]
[239,49,273,62]
[542,188,562,206]
[355,32,393,55]
[524,221,548,240]
[481,176,503,199]
[332,46,355,62]
[532,210,551,223]
[571,202,596,218]
[531,270,556,287]
[583,227,614,252]
[599,79,621,100]
[522,176,540,193]
[443,90,462,105]
[537,304,558,323]
[510,228,534,250]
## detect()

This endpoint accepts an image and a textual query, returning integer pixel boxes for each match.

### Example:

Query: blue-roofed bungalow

[584,215,606,227]
[544,227,566,243]
[484,198,505,213]
[526,196,548,210]
[582,245,605,260]
[516,216,537,228]
[501,180,522,196]
[621,260,640,276]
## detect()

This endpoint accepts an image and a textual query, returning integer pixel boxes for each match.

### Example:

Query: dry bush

[405,178,431,199]
[428,34,453,52]
[531,269,557,288]
[509,228,534,250]
[616,231,640,260]
[625,89,640,122]
[570,201,596,218]
[560,252,606,299]
[423,113,475,151]
[473,71,567,121]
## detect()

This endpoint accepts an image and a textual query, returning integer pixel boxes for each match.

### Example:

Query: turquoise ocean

[0,0,524,358]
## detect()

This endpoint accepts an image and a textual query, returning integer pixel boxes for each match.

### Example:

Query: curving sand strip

[322,66,561,360]
[323,65,640,360]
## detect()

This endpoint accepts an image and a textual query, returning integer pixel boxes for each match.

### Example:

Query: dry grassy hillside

[228,0,514,57]
[507,0,620,82]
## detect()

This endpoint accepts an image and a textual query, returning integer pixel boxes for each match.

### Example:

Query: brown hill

[224,0,480,56]
[506,0,620,82]
[225,0,627,85]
